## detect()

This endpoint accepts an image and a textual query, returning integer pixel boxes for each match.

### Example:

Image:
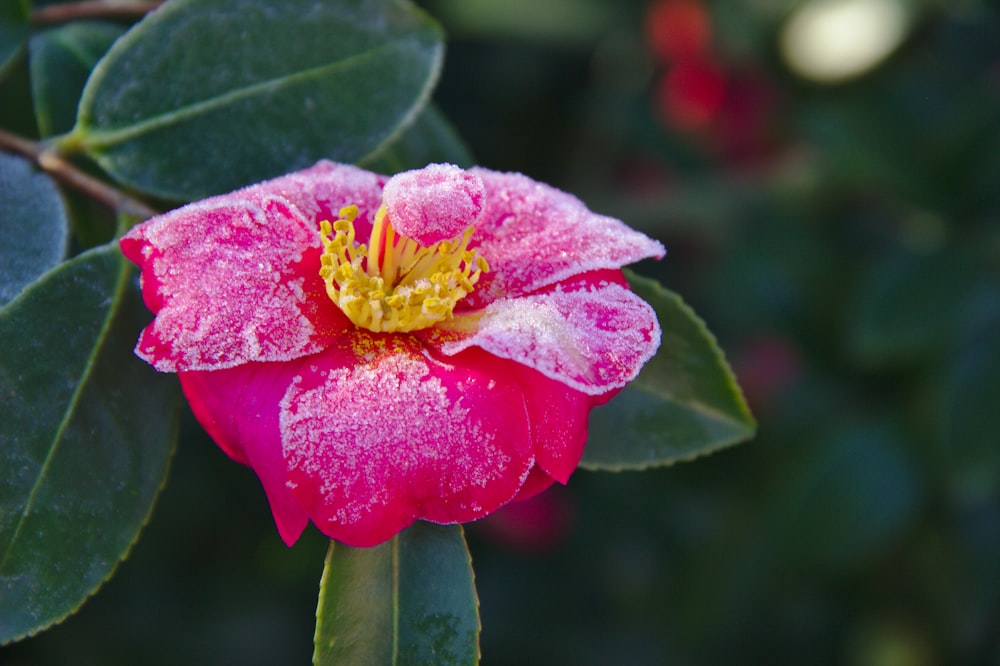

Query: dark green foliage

[6,0,996,664]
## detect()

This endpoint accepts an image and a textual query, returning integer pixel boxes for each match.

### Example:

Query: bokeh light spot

[780,0,910,83]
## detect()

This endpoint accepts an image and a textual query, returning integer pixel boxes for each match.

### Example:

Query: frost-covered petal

[121,197,350,372]
[120,161,388,372]
[230,159,386,235]
[510,365,608,483]
[463,168,665,307]
[117,160,670,549]
[383,163,484,244]
[440,276,661,396]
[508,467,557,502]
[279,335,536,547]
[418,345,602,487]
[179,364,310,546]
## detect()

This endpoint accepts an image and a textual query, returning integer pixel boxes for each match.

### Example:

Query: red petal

[179,365,310,546]
[441,275,661,396]
[383,164,484,245]
[509,466,557,502]
[462,168,665,308]
[278,335,536,546]
[220,160,386,236]
[514,366,607,483]
[176,328,613,546]
[120,161,387,372]
[123,196,353,372]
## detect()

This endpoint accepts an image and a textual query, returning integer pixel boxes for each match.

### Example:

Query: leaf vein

[0,247,126,571]
[77,37,427,150]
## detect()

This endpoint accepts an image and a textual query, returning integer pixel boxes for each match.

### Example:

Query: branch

[32,1,162,26]
[0,128,159,220]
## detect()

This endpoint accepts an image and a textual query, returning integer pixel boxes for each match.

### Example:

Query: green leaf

[314,523,480,666]
[361,105,474,174]
[0,153,68,307]
[29,22,126,138]
[0,0,29,75]
[0,243,178,643]
[69,0,444,201]
[581,272,755,470]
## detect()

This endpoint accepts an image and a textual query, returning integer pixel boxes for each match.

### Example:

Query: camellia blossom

[121,161,665,547]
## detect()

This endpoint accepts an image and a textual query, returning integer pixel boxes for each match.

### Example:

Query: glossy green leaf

[0,243,178,643]
[581,272,755,470]
[314,523,480,666]
[362,105,474,174]
[29,22,126,138]
[0,0,29,75]
[69,0,443,201]
[0,153,68,307]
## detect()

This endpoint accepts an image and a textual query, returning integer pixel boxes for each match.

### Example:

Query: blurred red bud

[476,488,575,555]
[645,0,712,63]
[732,336,802,413]
[656,57,728,131]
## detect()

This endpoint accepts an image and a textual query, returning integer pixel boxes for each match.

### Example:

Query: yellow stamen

[318,204,489,333]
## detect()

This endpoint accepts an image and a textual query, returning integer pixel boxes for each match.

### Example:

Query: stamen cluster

[319,204,488,333]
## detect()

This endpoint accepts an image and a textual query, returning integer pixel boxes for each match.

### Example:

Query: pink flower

[121,161,664,547]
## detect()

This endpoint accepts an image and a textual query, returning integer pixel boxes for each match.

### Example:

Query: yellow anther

[318,203,487,333]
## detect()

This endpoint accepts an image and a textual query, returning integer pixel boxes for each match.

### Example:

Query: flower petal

[383,163,484,245]
[121,197,345,371]
[279,334,536,547]
[509,467,557,502]
[120,161,387,372]
[511,366,607,483]
[241,160,386,238]
[179,365,310,546]
[440,275,661,396]
[418,345,601,491]
[464,168,666,307]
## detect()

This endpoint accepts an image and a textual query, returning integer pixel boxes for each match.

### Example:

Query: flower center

[319,204,488,333]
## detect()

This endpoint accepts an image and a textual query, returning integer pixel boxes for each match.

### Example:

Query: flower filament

[319,205,488,333]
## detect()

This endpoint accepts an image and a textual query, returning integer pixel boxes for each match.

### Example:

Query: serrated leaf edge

[579,271,756,472]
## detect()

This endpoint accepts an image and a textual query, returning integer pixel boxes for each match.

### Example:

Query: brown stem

[32,1,162,26]
[0,128,159,220]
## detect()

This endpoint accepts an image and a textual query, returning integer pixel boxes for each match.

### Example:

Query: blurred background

[4,0,1000,664]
